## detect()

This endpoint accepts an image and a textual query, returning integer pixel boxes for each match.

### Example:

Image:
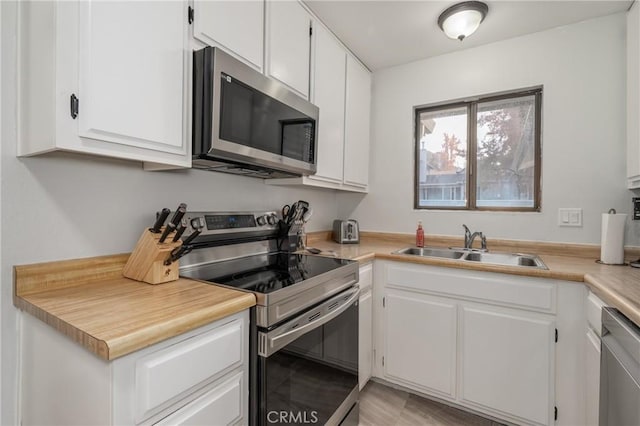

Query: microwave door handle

[258,287,360,357]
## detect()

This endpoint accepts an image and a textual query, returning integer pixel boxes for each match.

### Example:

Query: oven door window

[260,302,358,425]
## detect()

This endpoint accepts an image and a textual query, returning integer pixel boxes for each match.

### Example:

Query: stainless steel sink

[464,252,547,269]
[393,247,465,259]
[393,246,547,269]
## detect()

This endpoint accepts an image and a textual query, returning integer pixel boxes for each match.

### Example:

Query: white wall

[0,3,337,424]
[0,1,3,423]
[339,13,639,246]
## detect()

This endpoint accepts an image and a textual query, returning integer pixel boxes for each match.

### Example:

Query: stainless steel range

[179,211,360,426]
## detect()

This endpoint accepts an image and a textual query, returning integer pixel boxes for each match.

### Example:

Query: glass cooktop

[194,252,353,294]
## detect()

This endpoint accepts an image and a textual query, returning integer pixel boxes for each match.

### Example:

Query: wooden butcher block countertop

[14,254,256,361]
[306,232,640,326]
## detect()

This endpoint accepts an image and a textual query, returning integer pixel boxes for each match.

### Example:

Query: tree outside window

[414,88,541,211]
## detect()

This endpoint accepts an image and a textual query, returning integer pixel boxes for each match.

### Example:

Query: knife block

[123,228,183,285]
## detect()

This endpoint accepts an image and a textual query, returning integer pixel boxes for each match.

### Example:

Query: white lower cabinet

[19,310,249,426]
[374,261,585,426]
[460,305,555,424]
[154,372,243,426]
[585,329,601,426]
[358,262,374,390]
[584,291,605,426]
[384,292,456,397]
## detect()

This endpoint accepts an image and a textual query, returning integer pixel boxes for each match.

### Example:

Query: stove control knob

[257,215,267,226]
[267,214,278,225]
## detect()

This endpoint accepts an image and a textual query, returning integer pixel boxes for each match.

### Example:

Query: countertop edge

[584,273,640,327]
[15,295,111,359]
[106,292,256,360]
[16,290,256,361]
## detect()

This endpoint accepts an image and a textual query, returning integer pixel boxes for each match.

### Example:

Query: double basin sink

[393,247,548,270]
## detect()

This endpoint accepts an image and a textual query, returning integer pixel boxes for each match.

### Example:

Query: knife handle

[172,220,187,242]
[182,228,201,246]
[158,222,176,243]
[164,244,193,266]
[151,208,171,233]
[169,206,187,227]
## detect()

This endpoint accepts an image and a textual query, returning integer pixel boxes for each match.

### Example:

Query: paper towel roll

[601,213,627,264]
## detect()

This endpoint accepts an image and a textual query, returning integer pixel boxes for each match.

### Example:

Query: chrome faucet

[462,224,487,251]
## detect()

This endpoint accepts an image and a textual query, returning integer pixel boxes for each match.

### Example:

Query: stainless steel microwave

[192,47,319,178]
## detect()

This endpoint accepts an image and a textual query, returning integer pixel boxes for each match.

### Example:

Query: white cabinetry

[266,20,372,193]
[191,0,264,71]
[18,0,190,167]
[585,292,606,426]
[309,23,346,184]
[19,310,249,425]
[358,262,373,390]
[343,55,371,189]
[265,0,311,99]
[375,261,575,426]
[384,292,456,397]
[460,305,555,424]
[628,1,640,188]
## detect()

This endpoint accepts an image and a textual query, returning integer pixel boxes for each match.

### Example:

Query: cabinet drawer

[586,292,606,336]
[154,372,243,426]
[135,318,244,421]
[359,262,373,291]
[386,263,556,313]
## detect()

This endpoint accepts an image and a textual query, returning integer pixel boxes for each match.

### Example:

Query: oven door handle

[258,286,360,357]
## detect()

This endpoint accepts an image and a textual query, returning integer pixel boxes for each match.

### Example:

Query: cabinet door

[460,305,555,425]
[343,55,371,188]
[628,1,640,188]
[266,0,311,99]
[585,330,601,426]
[359,289,373,390]
[154,372,244,426]
[78,1,187,157]
[192,0,263,71]
[310,23,346,183]
[384,292,457,398]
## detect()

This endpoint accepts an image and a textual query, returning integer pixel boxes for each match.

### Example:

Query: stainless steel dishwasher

[599,307,640,425]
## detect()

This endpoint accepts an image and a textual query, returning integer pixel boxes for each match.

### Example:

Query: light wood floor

[359,381,506,426]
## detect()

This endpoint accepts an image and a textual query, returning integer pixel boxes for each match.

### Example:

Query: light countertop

[14,254,256,361]
[306,234,640,326]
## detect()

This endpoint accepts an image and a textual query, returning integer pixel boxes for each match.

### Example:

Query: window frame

[413,87,542,212]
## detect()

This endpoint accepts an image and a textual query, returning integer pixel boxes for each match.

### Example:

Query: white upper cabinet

[265,18,372,193]
[310,23,346,183]
[344,55,372,189]
[628,1,640,188]
[266,0,312,99]
[78,1,187,157]
[192,0,264,71]
[18,0,190,167]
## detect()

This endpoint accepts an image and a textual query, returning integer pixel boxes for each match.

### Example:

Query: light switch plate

[558,208,583,227]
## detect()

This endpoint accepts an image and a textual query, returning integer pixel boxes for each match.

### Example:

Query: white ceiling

[304,0,633,71]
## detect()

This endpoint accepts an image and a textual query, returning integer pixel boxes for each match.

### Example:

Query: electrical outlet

[558,208,582,227]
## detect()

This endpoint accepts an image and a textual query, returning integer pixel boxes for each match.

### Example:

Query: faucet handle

[480,233,487,250]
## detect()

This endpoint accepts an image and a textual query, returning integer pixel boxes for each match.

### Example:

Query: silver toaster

[332,219,360,244]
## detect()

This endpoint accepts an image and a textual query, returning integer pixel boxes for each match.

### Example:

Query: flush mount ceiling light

[438,1,489,41]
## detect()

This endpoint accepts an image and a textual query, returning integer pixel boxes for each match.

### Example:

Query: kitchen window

[414,88,542,211]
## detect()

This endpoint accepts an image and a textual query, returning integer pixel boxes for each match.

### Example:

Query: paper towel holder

[597,208,629,266]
